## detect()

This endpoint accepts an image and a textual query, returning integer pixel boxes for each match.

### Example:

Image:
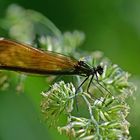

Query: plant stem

[82,94,102,139]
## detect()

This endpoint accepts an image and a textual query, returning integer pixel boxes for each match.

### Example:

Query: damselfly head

[96,65,103,75]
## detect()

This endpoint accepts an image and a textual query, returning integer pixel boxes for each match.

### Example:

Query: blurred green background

[0,0,140,140]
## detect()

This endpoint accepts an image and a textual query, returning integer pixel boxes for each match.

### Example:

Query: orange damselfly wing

[0,38,81,75]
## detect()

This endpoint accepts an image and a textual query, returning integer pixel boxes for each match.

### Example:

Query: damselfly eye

[96,65,103,75]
